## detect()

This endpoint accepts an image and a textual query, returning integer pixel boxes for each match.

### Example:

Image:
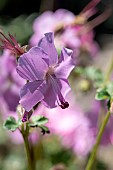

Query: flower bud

[16,104,25,119]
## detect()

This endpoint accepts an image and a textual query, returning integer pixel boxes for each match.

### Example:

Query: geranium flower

[16,32,74,111]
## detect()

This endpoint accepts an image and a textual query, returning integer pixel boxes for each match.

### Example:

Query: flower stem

[105,55,113,84]
[22,123,34,170]
[85,110,111,170]
[86,54,113,170]
[23,135,33,170]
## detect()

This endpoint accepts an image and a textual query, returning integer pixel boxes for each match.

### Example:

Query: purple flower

[16,32,74,111]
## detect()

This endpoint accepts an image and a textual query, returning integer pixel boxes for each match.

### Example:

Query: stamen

[48,74,69,109]
[60,101,69,109]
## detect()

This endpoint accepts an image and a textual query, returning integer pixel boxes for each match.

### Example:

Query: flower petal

[54,9,75,26]
[20,80,44,111]
[40,80,57,108]
[60,47,73,61]
[59,78,71,97]
[38,32,58,66]
[33,11,54,32]
[55,48,74,79]
[16,46,49,81]
[40,77,70,108]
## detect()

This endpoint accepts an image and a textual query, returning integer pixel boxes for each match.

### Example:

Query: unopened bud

[21,45,30,53]
[16,104,25,119]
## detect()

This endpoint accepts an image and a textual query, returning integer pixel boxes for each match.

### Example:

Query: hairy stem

[86,54,113,169]
[22,123,35,170]
[105,55,113,84]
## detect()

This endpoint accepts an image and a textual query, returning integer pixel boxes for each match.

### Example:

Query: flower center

[47,67,55,75]
[45,66,56,80]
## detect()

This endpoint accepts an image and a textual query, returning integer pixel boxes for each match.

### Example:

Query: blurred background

[0,0,113,170]
[0,0,113,44]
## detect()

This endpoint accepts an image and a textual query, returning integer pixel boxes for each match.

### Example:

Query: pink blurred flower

[75,26,99,56]
[30,8,99,59]
[0,50,25,116]
[38,93,95,157]
[30,9,75,46]
[8,127,39,145]
[86,101,113,145]
[0,50,27,144]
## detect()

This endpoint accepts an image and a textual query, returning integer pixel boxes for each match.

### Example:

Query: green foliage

[74,66,104,87]
[51,149,72,165]
[42,136,74,168]
[3,116,19,131]
[84,67,103,81]
[95,88,110,100]
[75,66,103,80]
[0,13,37,45]
[29,115,48,127]
[40,125,50,135]
[95,82,113,102]
[29,115,49,134]
[107,99,111,110]
[96,159,108,170]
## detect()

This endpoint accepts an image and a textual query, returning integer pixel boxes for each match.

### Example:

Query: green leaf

[95,88,110,100]
[40,125,50,135]
[36,116,48,126]
[2,13,37,44]
[29,115,48,127]
[3,116,19,131]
